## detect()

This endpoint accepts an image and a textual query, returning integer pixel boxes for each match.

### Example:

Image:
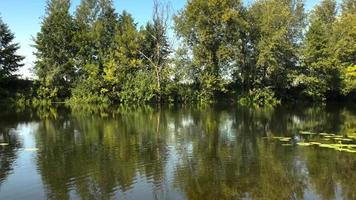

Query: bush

[238,87,280,107]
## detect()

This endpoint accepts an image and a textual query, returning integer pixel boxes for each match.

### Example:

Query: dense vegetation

[1,0,356,106]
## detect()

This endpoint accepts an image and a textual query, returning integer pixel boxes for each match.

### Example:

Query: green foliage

[68,64,109,104]
[331,12,356,68]
[0,17,33,104]
[249,0,305,95]
[299,0,338,100]
[118,71,156,104]
[341,0,356,14]
[0,78,34,104]
[174,0,248,101]
[238,87,280,107]
[342,65,356,96]
[34,0,76,101]
[0,17,24,80]
[26,0,356,106]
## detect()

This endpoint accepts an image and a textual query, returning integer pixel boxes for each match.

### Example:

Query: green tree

[34,0,76,101]
[102,11,149,103]
[249,0,305,99]
[70,0,118,104]
[0,17,24,80]
[174,0,247,102]
[335,0,356,96]
[300,0,338,101]
[332,1,356,68]
[342,65,356,96]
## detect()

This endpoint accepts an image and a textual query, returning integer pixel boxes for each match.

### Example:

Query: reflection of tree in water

[35,106,170,200]
[0,129,20,185]
[30,104,356,200]
[172,106,306,199]
[171,105,356,200]
[303,147,356,200]
[0,106,34,186]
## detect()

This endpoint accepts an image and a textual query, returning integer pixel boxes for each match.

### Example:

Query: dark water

[0,104,356,200]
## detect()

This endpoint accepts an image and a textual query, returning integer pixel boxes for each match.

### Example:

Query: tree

[300,0,338,101]
[70,0,118,104]
[332,1,356,68]
[341,0,356,14]
[102,11,147,103]
[342,65,356,96]
[140,0,171,102]
[34,0,76,100]
[249,0,305,99]
[174,0,247,102]
[335,0,356,97]
[0,17,24,80]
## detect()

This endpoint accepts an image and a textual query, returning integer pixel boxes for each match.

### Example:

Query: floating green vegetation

[297,142,313,146]
[347,134,356,139]
[279,138,292,142]
[324,135,343,138]
[302,143,356,153]
[339,149,356,153]
[319,133,335,136]
[267,131,356,153]
[310,142,322,145]
[299,131,317,135]
[333,138,353,142]
[269,131,356,153]
[270,136,292,142]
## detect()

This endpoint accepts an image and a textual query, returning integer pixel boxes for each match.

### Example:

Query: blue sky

[0,0,324,78]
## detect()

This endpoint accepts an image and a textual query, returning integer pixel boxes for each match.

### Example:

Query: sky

[0,0,324,79]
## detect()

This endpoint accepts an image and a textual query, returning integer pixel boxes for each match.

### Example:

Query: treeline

[1,0,356,106]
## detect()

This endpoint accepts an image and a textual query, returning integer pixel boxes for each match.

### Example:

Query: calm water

[0,104,356,200]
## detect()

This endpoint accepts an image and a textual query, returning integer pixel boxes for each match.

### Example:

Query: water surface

[0,104,356,200]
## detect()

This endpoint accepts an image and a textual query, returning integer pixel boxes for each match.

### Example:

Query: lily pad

[324,135,344,138]
[271,137,292,142]
[333,138,353,142]
[300,131,317,135]
[320,133,335,136]
[297,142,313,146]
[279,138,292,142]
[310,142,322,145]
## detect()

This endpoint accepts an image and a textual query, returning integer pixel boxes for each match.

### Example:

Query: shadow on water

[0,103,355,199]
[0,107,27,186]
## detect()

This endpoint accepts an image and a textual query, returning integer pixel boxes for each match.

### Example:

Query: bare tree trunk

[152,0,169,102]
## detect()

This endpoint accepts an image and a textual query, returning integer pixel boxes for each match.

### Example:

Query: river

[0,104,355,200]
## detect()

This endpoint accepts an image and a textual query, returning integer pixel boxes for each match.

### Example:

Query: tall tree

[102,11,145,103]
[0,17,24,80]
[335,0,356,96]
[70,0,118,103]
[249,0,305,98]
[74,0,117,70]
[34,0,76,100]
[174,0,247,102]
[332,0,356,67]
[301,0,338,100]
